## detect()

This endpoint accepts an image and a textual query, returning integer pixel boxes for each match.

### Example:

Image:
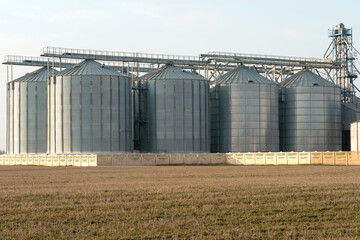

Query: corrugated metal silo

[137,64,210,153]
[341,97,360,150]
[211,66,279,153]
[280,70,342,151]
[7,67,57,154]
[48,60,132,153]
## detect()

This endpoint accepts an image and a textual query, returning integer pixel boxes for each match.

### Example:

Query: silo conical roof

[13,67,58,82]
[138,64,205,80]
[217,66,276,85]
[282,70,337,87]
[56,59,124,76]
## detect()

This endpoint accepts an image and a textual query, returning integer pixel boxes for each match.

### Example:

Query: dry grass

[1,165,360,239]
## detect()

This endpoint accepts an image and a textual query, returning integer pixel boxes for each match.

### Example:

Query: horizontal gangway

[3,46,340,82]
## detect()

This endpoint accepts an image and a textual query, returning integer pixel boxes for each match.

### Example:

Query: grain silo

[341,96,360,150]
[48,60,132,154]
[137,64,210,153]
[280,70,341,151]
[7,67,57,154]
[211,66,279,153]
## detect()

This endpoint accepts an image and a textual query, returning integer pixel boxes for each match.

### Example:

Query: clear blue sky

[1,0,359,150]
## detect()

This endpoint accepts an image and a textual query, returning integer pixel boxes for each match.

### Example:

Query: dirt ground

[1,165,360,239]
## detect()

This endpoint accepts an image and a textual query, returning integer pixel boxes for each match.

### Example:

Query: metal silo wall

[7,81,47,154]
[13,82,20,153]
[7,83,14,154]
[213,83,279,153]
[133,81,141,151]
[141,79,210,153]
[340,103,360,150]
[48,76,56,153]
[36,82,47,153]
[48,75,132,154]
[210,86,219,153]
[19,83,27,153]
[281,86,342,151]
[279,89,285,151]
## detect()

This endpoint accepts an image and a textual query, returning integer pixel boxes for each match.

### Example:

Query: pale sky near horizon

[0,0,359,151]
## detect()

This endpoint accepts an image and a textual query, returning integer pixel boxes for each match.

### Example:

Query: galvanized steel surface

[13,67,54,82]
[211,66,279,153]
[56,59,123,76]
[341,96,360,132]
[139,64,205,80]
[217,66,277,85]
[280,70,342,151]
[7,67,56,153]
[341,102,360,131]
[281,70,336,87]
[138,65,210,153]
[48,60,132,153]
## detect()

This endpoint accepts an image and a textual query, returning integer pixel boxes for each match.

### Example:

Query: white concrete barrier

[310,152,322,164]
[59,155,67,166]
[287,152,299,165]
[335,152,347,165]
[15,155,22,165]
[4,155,10,165]
[265,153,277,165]
[81,156,89,167]
[244,153,255,165]
[322,152,335,165]
[73,155,81,167]
[89,155,97,167]
[276,152,286,165]
[347,152,360,165]
[1,151,359,167]
[226,153,245,165]
[254,153,266,165]
[66,155,74,166]
[299,152,311,165]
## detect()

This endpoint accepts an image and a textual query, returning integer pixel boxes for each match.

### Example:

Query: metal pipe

[47,58,50,153]
[52,57,56,152]
[131,62,134,151]
[6,66,9,153]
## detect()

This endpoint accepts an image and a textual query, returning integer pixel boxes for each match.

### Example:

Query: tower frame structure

[326,23,358,103]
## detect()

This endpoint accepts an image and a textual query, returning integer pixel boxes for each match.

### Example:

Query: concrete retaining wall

[96,153,226,166]
[0,154,97,167]
[0,151,359,167]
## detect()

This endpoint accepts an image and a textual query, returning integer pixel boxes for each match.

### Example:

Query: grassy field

[1,166,360,239]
